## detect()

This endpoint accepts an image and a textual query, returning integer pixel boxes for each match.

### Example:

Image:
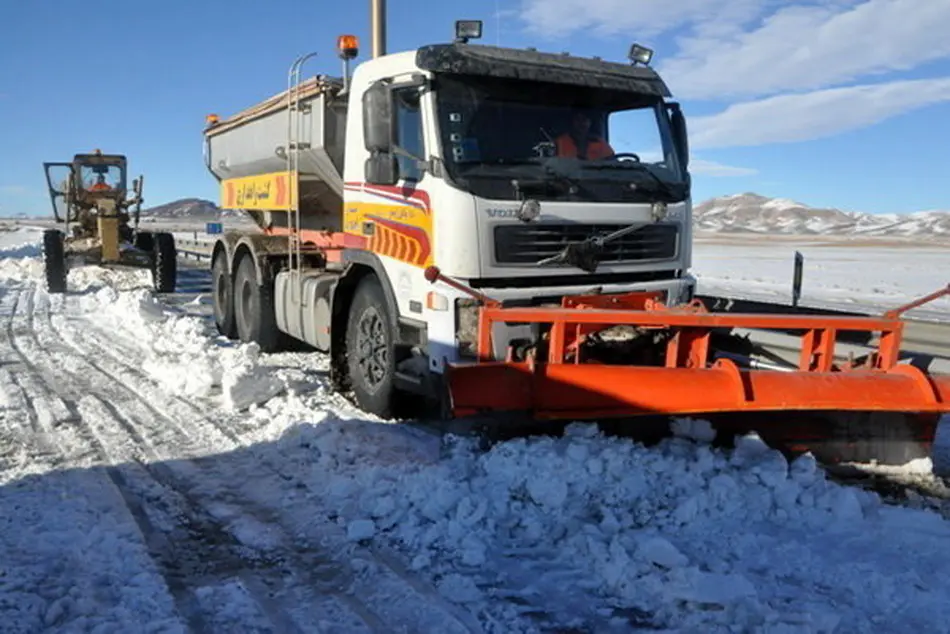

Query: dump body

[203,76,348,233]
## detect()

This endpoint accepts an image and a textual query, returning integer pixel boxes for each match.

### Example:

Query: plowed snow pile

[0,226,283,411]
[75,286,283,410]
[251,415,950,633]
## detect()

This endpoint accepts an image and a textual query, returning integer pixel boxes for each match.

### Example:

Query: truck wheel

[211,250,237,339]
[233,254,280,352]
[43,229,67,294]
[152,232,177,293]
[345,275,397,418]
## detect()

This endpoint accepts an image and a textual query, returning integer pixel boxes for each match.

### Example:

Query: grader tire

[43,229,67,294]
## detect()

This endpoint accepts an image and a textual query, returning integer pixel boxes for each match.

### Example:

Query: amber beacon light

[337,35,359,60]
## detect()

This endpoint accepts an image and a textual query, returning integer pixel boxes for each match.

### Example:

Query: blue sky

[2,0,948,217]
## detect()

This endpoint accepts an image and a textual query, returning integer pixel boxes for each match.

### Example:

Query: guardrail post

[792,251,804,307]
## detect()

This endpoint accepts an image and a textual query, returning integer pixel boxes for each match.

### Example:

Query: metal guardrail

[175,238,214,262]
[697,294,950,360]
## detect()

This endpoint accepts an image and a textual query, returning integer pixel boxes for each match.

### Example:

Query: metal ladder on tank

[285,52,317,301]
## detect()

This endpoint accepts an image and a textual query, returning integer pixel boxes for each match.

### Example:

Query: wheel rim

[355,305,388,392]
[238,277,253,335]
[214,268,229,321]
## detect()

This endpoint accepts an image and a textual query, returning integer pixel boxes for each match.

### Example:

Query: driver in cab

[555,110,614,160]
[89,173,111,192]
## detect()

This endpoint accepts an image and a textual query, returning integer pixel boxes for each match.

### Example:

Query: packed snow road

[3,224,950,633]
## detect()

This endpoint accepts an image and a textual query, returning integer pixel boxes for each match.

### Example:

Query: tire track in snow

[9,287,352,634]
[1,290,93,470]
[47,288,490,634]
[59,286,637,633]
[32,284,481,634]
[70,308,500,633]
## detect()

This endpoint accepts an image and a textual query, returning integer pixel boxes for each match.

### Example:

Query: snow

[84,286,285,410]
[2,224,950,632]
[692,234,950,320]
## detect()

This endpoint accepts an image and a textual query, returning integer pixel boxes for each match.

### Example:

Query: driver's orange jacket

[90,182,110,191]
[555,134,614,160]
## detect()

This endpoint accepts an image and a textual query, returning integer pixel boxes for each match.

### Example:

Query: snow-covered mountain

[694,193,950,237]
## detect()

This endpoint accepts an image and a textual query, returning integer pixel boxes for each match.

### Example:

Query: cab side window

[393,87,424,182]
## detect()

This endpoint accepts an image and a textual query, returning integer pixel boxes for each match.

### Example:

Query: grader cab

[41,150,177,293]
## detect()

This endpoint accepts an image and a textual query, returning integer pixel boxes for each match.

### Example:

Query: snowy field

[693,232,950,321]
[2,224,950,632]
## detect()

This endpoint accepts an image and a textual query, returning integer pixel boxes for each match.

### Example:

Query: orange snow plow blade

[447,362,950,420]
[426,267,949,462]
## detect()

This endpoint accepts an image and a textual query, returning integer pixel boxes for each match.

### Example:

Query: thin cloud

[518,0,950,102]
[517,0,769,39]
[689,76,950,149]
[689,159,758,177]
[659,0,950,100]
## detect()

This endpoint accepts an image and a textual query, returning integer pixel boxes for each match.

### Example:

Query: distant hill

[693,193,950,237]
[140,198,247,220]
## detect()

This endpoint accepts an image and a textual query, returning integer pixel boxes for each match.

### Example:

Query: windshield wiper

[583,160,681,201]
[536,222,649,273]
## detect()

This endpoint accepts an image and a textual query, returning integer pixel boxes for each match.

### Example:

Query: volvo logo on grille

[485,207,520,218]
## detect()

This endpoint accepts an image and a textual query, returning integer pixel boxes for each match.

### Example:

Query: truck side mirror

[668,102,689,171]
[365,153,399,186]
[363,81,392,153]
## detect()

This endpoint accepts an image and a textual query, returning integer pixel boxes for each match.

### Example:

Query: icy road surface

[2,225,950,633]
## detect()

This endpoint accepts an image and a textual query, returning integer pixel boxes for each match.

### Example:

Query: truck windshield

[434,74,688,203]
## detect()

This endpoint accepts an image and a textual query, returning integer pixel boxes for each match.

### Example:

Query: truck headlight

[518,198,541,223]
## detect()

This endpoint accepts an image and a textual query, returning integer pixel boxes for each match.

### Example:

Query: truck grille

[494,223,679,265]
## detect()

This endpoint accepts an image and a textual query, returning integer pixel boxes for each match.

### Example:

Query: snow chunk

[347,519,376,542]
[636,536,689,569]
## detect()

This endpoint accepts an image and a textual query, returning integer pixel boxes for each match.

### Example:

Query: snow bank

[267,418,950,632]
[0,227,150,292]
[77,287,284,410]
[0,227,44,282]
[0,227,285,410]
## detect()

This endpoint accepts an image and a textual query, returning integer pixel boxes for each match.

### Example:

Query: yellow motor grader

[41,150,177,293]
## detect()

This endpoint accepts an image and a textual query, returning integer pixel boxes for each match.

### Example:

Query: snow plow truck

[202,2,950,467]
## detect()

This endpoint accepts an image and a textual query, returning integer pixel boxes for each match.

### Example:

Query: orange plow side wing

[445,361,950,420]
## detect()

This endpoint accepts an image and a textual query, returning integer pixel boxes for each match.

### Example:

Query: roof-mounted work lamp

[455,20,483,43]
[628,43,654,66]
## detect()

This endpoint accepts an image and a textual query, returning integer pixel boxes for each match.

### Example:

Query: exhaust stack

[371,0,386,58]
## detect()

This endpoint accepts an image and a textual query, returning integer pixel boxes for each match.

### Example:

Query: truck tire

[134,231,154,253]
[43,229,67,294]
[233,254,280,352]
[152,232,177,293]
[211,250,237,339]
[345,275,397,418]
